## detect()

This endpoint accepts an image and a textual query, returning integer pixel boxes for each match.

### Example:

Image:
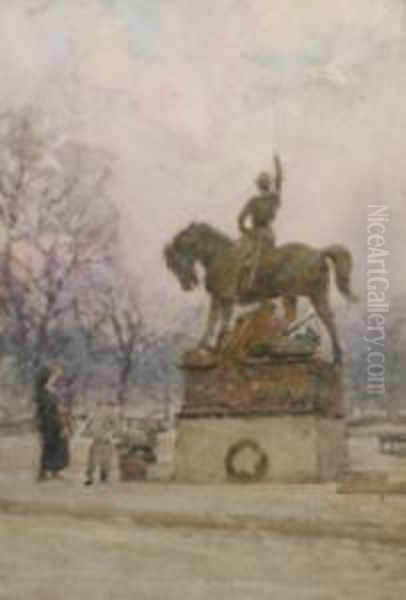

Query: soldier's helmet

[255,171,274,190]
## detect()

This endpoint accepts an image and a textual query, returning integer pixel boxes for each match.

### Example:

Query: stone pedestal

[175,360,347,483]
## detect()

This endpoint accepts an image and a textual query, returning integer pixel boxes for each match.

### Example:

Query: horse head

[164,223,201,292]
[164,222,234,292]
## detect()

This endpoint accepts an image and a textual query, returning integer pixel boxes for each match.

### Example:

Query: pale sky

[0,0,405,331]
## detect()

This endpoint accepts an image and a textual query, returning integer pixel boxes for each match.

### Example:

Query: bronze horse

[165,222,357,363]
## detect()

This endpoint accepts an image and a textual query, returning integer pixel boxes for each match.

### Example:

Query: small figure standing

[84,400,121,485]
[34,364,71,482]
[237,154,283,291]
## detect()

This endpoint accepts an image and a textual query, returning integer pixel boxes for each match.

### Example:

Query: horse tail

[322,245,358,302]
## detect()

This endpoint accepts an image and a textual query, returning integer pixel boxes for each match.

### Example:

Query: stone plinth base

[180,360,343,419]
[175,415,347,484]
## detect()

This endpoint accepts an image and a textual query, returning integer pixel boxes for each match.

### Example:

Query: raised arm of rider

[274,154,283,194]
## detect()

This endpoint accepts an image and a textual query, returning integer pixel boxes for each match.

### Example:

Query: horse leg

[199,297,222,349]
[282,296,298,323]
[311,295,342,364]
[216,301,234,349]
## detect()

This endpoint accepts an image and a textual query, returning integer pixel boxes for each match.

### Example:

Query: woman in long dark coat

[34,365,70,481]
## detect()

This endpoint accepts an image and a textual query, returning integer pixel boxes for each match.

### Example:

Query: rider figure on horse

[237,154,283,292]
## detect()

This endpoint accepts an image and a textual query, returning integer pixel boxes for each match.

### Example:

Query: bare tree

[0,108,118,375]
[75,280,145,406]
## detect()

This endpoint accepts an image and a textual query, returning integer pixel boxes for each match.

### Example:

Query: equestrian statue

[164,155,357,364]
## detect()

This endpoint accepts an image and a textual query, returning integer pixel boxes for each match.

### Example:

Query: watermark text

[364,205,389,396]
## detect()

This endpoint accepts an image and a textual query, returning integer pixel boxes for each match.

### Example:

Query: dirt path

[1,512,405,600]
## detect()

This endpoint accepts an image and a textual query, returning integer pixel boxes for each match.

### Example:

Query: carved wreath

[225,438,269,482]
